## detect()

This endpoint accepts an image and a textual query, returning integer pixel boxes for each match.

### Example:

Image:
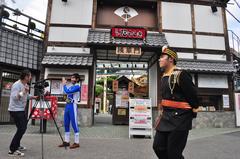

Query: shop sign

[112,80,118,92]
[128,82,134,94]
[116,46,141,56]
[111,27,147,39]
[81,84,88,101]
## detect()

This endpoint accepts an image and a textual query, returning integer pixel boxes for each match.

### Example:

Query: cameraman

[8,69,32,157]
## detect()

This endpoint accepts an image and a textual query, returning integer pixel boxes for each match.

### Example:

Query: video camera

[32,79,49,96]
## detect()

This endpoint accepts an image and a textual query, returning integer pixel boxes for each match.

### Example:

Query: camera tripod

[27,93,66,159]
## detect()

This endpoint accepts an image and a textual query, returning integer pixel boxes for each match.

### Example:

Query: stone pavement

[0,114,240,159]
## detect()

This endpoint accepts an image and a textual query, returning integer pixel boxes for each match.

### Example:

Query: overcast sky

[3,0,240,43]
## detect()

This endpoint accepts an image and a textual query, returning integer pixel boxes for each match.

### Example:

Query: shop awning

[87,29,168,47]
[41,54,93,66]
[177,60,235,73]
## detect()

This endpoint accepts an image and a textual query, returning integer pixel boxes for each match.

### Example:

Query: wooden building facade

[42,0,235,127]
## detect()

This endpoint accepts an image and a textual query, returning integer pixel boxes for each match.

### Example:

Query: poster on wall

[235,93,240,127]
[51,80,63,94]
[129,98,153,138]
[81,84,88,102]
[116,89,129,108]
[223,94,230,108]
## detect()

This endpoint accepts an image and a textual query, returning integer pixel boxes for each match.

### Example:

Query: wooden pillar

[41,0,53,79]
[191,3,197,60]
[0,68,2,111]
[157,0,162,32]
[222,7,231,61]
[228,75,235,111]
[0,5,3,26]
[92,0,97,29]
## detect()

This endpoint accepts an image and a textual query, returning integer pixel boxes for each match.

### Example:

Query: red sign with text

[111,27,147,39]
[81,84,88,101]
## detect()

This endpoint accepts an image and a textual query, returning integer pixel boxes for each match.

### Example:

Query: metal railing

[0,5,45,40]
[228,29,240,58]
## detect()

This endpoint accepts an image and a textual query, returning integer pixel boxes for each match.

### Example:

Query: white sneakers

[8,150,24,157]
[8,146,26,157]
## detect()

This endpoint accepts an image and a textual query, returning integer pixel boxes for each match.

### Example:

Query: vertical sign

[235,93,240,127]
[223,94,230,109]
[112,80,118,92]
[128,82,134,94]
[81,84,88,101]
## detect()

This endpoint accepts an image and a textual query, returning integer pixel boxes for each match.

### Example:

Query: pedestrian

[153,46,199,159]
[8,69,32,157]
[58,73,81,149]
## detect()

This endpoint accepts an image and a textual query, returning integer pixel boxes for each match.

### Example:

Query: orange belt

[161,99,192,109]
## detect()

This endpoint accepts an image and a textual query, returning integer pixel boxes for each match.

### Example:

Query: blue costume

[63,84,81,144]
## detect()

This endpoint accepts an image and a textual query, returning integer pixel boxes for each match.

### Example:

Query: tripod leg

[40,119,47,133]
[45,100,66,148]
[27,99,39,123]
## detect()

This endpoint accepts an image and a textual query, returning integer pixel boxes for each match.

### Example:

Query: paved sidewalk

[1,114,240,159]
[0,123,240,159]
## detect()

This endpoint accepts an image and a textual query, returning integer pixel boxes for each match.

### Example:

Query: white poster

[223,94,230,108]
[116,90,129,108]
[234,93,240,127]
[51,80,63,94]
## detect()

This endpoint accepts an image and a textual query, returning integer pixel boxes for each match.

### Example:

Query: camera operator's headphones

[72,73,80,82]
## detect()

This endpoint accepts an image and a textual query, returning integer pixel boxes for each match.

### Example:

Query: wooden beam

[160,0,225,7]
[50,23,91,28]
[48,41,88,47]
[171,47,226,54]
[96,24,158,31]
[191,3,197,60]
[157,0,162,32]
[222,7,231,61]
[92,0,98,29]
[228,75,235,111]
[44,0,53,55]
[162,29,224,37]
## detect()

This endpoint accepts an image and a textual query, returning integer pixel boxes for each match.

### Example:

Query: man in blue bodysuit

[58,73,81,149]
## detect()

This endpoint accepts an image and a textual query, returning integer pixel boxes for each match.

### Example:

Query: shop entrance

[93,47,160,126]
[87,27,168,126]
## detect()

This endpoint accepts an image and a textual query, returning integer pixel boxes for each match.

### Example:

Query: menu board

[129,98,153,138]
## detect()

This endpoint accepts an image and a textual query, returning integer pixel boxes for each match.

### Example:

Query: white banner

[235,93,240,127]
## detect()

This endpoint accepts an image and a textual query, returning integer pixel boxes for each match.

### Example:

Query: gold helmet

[162,45,178,61]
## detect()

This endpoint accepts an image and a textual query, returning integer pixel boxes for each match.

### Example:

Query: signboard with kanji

[112,80,118,92]
[128,82,134,94]
[116,47,141,56]
[81,84,88,102]
[129,98,153,139]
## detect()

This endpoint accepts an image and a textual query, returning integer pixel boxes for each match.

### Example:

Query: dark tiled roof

[41,54,93,66]
[177,60,235,73]
[87,29,168,47]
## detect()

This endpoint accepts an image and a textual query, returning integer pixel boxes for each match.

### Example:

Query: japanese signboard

[129,98,153,138]
[116,46,141,56]
[111,27,147,39]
